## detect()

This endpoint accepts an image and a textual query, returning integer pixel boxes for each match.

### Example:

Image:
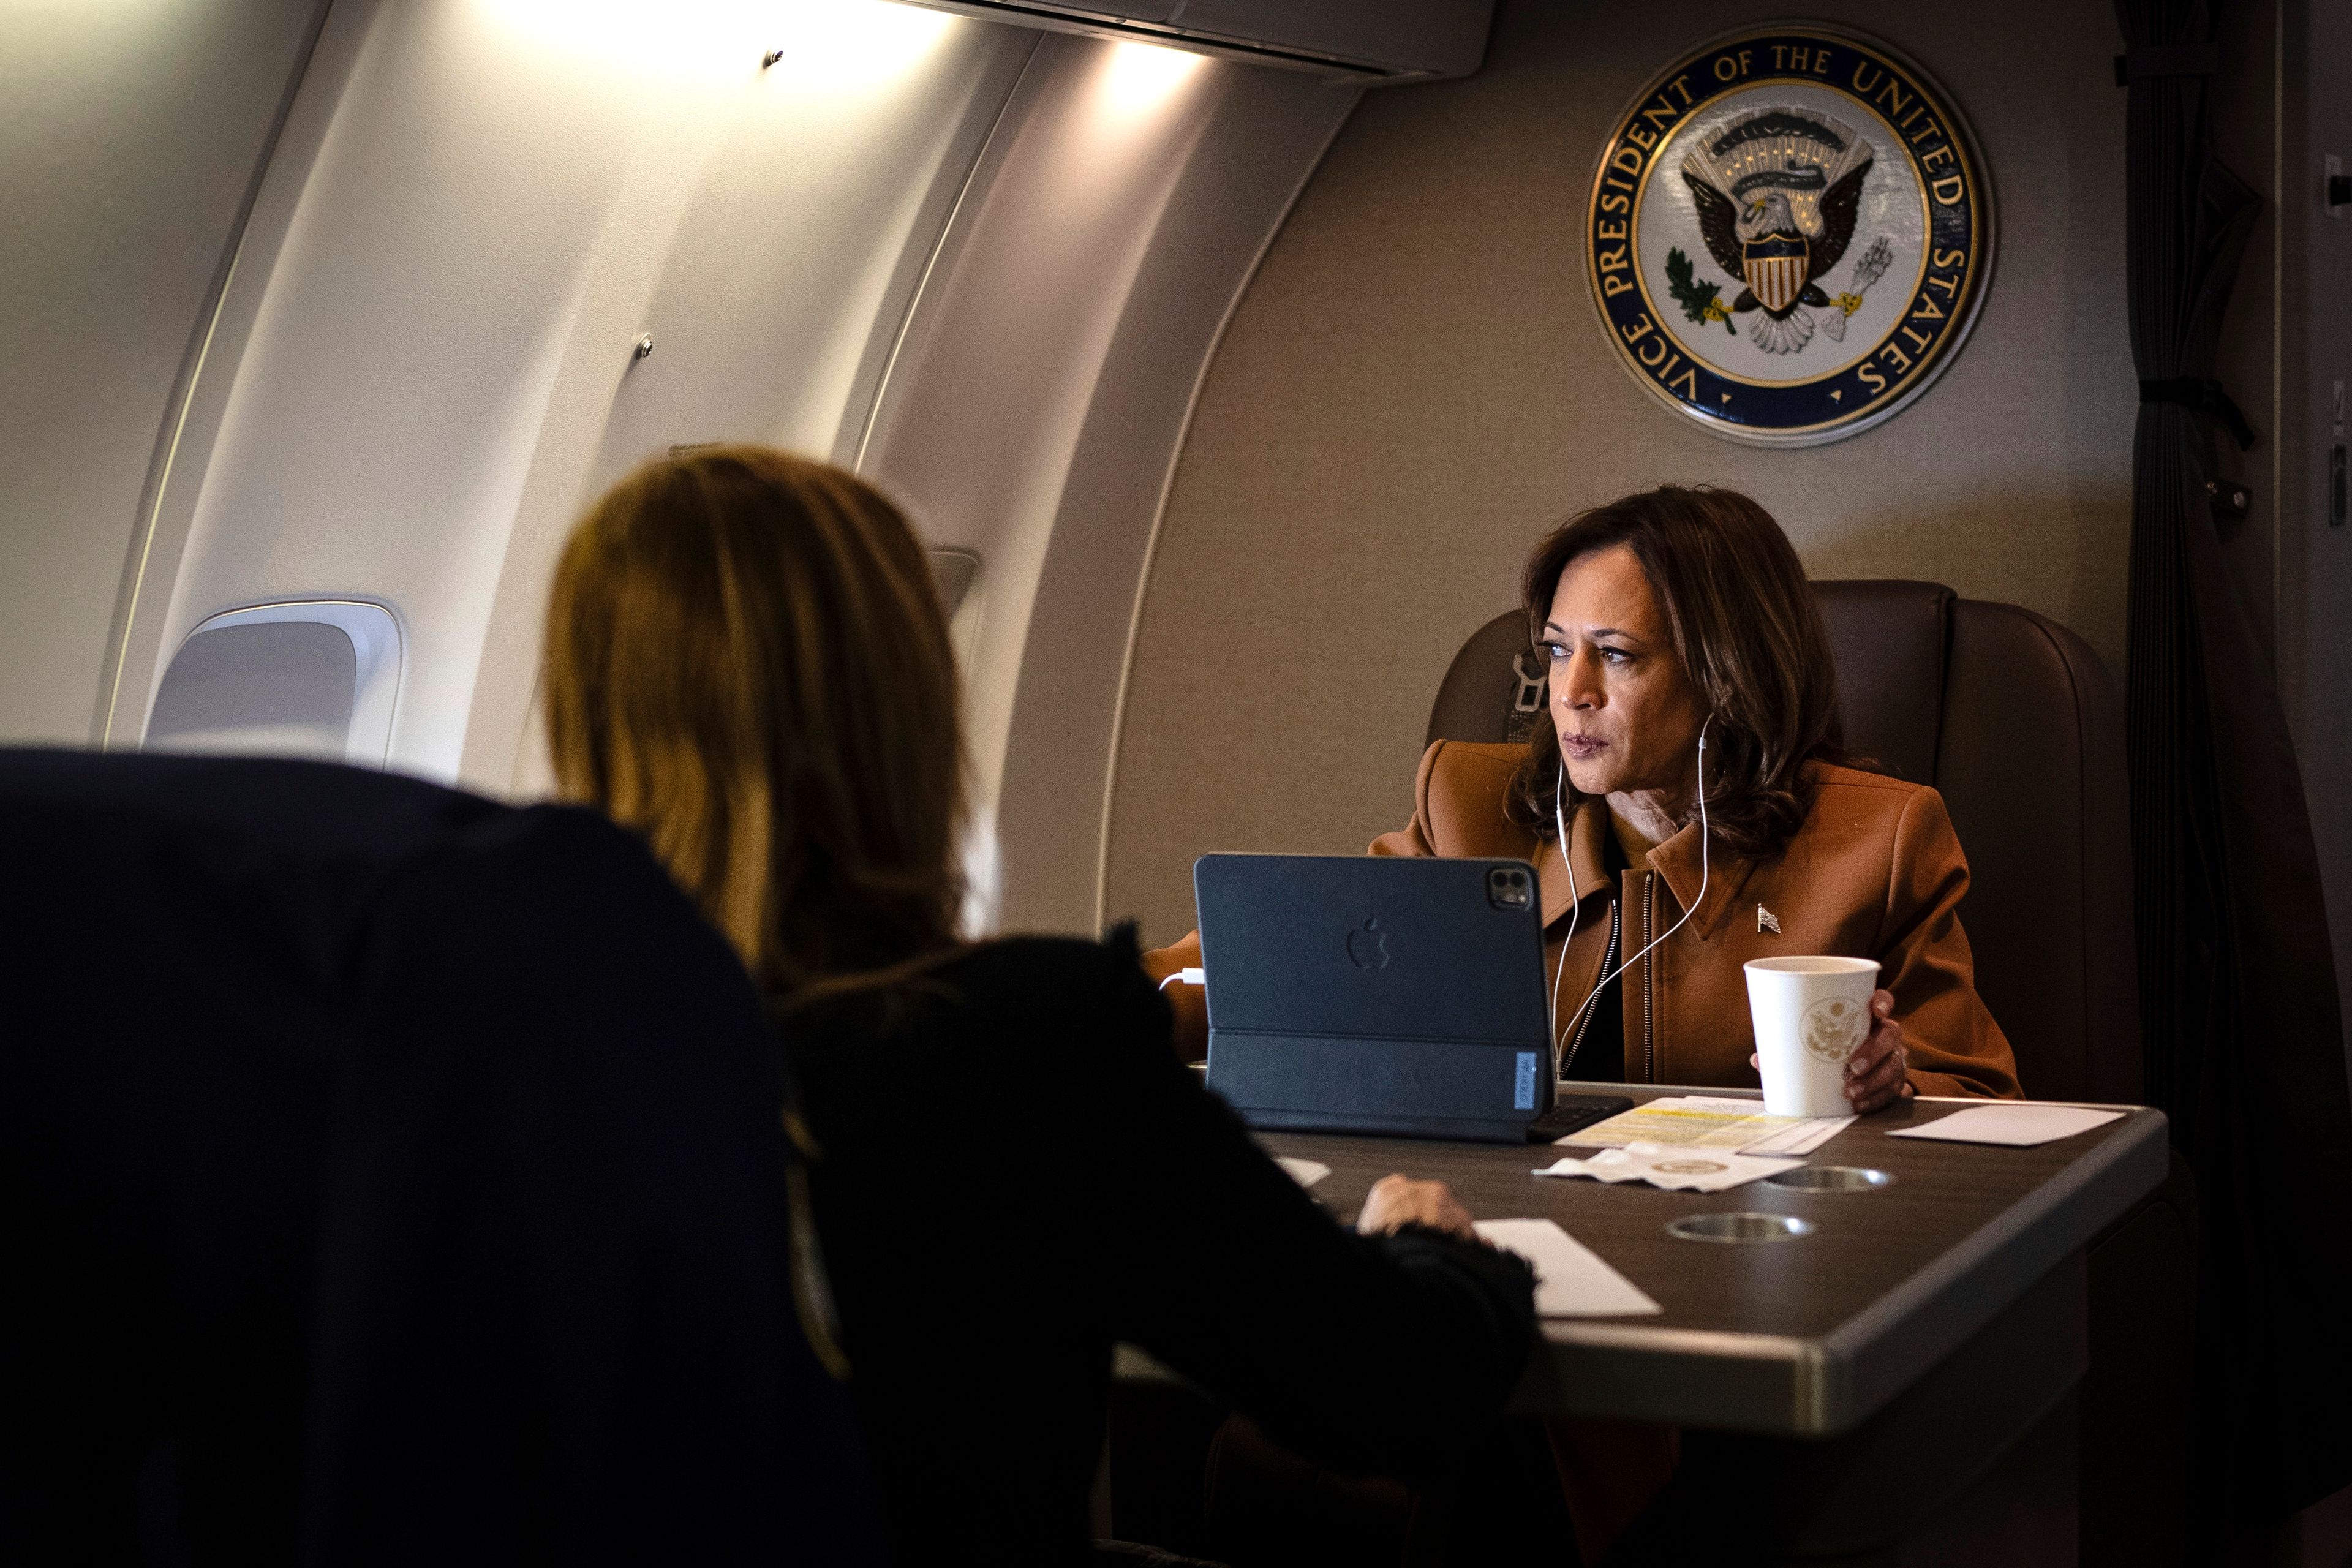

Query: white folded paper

[1474,1218,1660,1317]
[1274,1156,1331,1188]
[1887,1104,2124,1147]
[1533,1140,1804,1193]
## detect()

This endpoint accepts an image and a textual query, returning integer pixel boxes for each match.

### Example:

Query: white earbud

[1551,715,1713,1076]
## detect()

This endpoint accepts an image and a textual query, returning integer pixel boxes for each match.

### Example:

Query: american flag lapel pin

[1757,905,1781,934]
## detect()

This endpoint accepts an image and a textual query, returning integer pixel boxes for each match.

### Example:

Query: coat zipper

[1561,900,1619,1076]
[1641,872,1657,1082]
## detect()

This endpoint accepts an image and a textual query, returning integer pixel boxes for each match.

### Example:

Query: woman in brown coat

[1147,486,2021,1107]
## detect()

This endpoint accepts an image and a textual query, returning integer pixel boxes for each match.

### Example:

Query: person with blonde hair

[540,446,1537,1563]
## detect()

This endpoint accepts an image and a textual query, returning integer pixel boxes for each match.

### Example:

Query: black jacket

[784,931,1538,1563]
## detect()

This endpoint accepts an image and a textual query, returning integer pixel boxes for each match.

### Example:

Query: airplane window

[145,601,402,766]
[147,622,356,762]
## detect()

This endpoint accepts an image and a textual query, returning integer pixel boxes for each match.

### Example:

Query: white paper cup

[1744,957,1881,1117]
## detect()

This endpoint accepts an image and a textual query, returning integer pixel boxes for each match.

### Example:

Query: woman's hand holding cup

[1838,990,1914,1113]
[1744,956,1904,1116]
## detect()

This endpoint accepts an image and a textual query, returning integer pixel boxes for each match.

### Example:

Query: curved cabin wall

[0,0,328,747]
[85,0,1357,934]
[104,0,1038,778]
[856,45,1357,931]
[1104,0,2154,946]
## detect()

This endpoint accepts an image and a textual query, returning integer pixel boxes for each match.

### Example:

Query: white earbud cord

[1545,778,1581,1075]
[1549,717,1712,1076]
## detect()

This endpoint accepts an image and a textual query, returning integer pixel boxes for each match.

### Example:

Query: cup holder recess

[1763,1166,1893,1191]
[1667,1212,1815,1243]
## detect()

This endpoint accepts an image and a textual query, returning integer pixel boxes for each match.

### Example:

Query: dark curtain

[2116,0,2352,1540]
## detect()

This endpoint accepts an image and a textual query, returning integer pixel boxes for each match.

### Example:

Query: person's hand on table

[1356,1174,1476,1240]
[1749,989,1915,1114]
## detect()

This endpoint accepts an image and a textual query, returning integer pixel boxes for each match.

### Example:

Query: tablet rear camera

[1488,867,1533,911]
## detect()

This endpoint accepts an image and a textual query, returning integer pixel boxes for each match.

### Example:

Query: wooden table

[1258,1085,2168,1441]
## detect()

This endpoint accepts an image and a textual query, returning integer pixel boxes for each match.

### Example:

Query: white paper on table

[1274,1156,1331,1188]
[1474,1218,1660,1317]
[1559,1096,1777,1148]
[1739,1114,1856,1156]
[1532,1142,1803,1193]
[1561,1095,1848,1155]
[1674,1097,1852,1154]
[1886,1104,2124,1147]
[1533,1148,1650,1185]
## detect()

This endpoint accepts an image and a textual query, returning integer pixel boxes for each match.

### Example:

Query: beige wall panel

[1107,0,2140,946]
[0,0,322,745]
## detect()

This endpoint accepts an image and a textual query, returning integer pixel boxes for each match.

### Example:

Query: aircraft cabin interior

[7,0,2352,1564]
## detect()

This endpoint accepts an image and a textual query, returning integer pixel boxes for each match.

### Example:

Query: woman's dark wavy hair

[1504,485,1852,859]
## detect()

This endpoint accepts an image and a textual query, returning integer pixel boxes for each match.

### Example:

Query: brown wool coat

[1143,742,2022,1100]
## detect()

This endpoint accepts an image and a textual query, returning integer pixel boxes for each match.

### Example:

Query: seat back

[0,750,882,1563]
[1424,583,2141,1102]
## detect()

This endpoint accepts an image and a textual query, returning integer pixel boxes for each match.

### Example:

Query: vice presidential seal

[1586,27,1993,445]
[1801,997,1869,1062]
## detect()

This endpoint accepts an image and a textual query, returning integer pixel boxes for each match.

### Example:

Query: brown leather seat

[1425,581,2141,1103]
[1429,584,2192,1566]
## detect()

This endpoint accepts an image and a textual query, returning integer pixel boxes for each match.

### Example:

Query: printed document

[1562,1095,1853,1156]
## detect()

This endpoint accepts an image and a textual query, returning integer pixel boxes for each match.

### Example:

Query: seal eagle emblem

[1801,997,1869,1063]
[1586,26,1993,445]
[1684,108,1872,350]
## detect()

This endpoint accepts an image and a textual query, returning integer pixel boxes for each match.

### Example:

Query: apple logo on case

[1346,916,1390,971]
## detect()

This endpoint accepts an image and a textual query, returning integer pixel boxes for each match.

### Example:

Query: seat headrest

[0,748,885,1560]
[1425,610,1539,751]
[1422,581,1956,785]
[1811,580,1953,783]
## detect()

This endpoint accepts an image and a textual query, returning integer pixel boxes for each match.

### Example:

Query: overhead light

[1098,38,1208,117]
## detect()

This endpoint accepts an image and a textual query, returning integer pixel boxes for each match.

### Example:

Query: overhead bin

[897,0,1493,81]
